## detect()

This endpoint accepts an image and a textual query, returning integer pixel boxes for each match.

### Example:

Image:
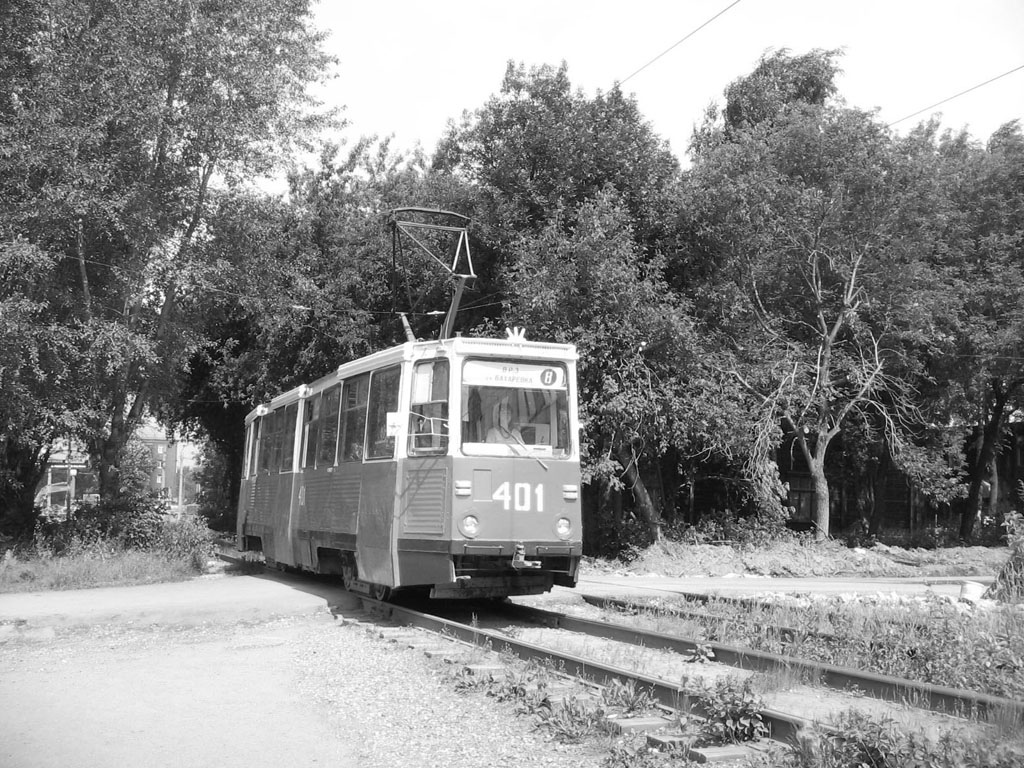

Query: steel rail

[373,599,807,744]
[500,602,1023,721]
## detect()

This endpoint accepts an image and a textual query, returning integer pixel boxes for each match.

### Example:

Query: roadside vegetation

[0,492,215,593]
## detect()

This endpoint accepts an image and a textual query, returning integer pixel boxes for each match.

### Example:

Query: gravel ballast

[296,617,602,767]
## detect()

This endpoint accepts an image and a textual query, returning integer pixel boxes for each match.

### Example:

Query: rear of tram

[401,338,582,598]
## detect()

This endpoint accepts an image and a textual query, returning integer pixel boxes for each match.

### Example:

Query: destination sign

[463,360,566,389]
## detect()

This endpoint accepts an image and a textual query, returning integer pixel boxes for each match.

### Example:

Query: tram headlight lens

[459,515,480,538]
[555,517,572,540]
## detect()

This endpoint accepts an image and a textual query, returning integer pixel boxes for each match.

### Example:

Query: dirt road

[1,571,363,768]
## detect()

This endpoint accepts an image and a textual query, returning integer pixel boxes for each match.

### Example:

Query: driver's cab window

[461,360,570,458]
[408,359,449,456]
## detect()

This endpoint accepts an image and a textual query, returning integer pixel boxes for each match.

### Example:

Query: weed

[602,678,656,715]
[601,736,664,767]
[490,668,542,703]
[536,695,604,743]
[696,677,768,744]
[448,666,491,694]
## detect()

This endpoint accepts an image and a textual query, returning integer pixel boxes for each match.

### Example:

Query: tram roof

[245,335,577,422]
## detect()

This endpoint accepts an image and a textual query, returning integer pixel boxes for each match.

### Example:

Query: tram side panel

[395,455,455,586]
[298,464,360,567]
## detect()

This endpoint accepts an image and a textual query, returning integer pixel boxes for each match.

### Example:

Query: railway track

[336,595,795,762]
[333,590,1015,759]
[216,553,1017,758]
[502,598,1022,721]
[570,594,1024,720]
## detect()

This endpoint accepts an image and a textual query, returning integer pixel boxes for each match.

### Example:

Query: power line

[618,0,744,88]
[887,63,1024,127]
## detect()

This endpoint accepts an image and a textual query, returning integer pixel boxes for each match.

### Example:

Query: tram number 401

[491,482,544,512]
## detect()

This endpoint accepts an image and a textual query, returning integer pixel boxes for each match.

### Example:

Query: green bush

[159,512,216,571]
[31,491,214,574]
[35,491,170,552]
[664,507,796,547]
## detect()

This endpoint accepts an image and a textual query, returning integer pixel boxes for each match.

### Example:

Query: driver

[485,396,523,444]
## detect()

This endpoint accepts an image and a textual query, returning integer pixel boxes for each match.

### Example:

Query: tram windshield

[460,360,571,458]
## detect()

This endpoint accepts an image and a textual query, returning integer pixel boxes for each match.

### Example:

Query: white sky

[315,0,1024,161]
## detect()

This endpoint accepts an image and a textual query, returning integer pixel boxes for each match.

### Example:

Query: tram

[235,332,582,599]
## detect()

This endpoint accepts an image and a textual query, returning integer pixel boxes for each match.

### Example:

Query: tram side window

[259,410,278,473]
[366,366,401,460]
[340,374,369,462]
[302,393,321,470]
[244,419,259,478]
[409,359,449,456]
[318,384,341,467]
[280,402,298,473]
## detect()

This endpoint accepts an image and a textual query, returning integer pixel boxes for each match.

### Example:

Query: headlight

[459,515,480,538]
[555,517,572,540]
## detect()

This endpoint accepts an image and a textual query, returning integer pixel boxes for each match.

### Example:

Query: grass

[615,592,1024,704]
[0,512,216,593]
[0,546,203,592]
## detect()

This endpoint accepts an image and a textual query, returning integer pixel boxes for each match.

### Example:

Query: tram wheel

[341,563,356,592]
[370,583,392,602]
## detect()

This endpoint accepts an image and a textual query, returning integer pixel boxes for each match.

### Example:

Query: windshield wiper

[506,429,548,471]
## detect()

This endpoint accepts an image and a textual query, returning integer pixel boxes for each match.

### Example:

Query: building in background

[35,420,199,514]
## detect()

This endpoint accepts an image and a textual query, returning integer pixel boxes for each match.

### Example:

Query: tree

[927,122,1024,540]
[1,0,332,508]
[683,53,957,539]
[722,48,841,131]
[434,62,688,546]
[503,192,694,542]
[435,61,680,252]
[168,138,476,523]
[0,239,85,532]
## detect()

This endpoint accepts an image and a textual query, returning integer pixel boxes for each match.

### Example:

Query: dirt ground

[595,540,1009,579]
[0,569,598,768]
[0,571,364,768]
[1,616,358,768]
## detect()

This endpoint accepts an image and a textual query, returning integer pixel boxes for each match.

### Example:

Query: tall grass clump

[0,491,216,593]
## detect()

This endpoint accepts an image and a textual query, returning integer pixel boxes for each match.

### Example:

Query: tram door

[355,366,401,586]
[272,401,300,565]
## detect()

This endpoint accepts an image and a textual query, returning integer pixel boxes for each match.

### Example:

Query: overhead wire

[618,0,744,87]
[887,63,1024,127]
